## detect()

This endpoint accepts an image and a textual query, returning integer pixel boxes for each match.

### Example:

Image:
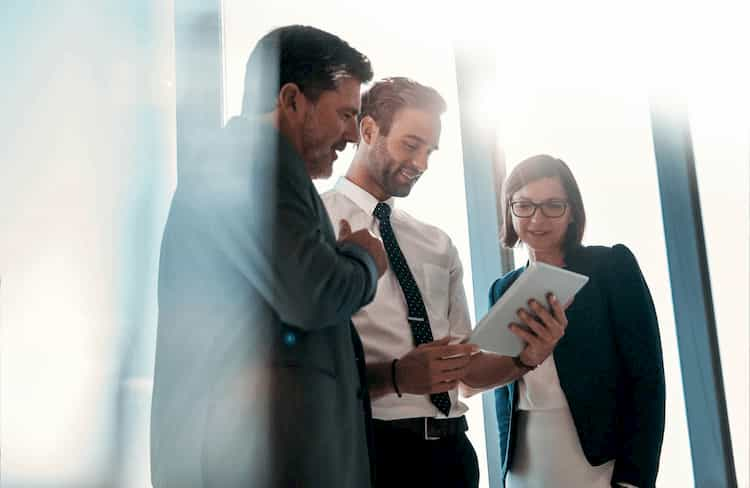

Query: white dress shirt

[321,177,472,420]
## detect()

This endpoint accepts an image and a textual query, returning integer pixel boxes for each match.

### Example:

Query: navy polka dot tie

[373,202,451,417]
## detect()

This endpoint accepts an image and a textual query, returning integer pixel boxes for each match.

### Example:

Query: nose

[412,151,429,173]
[529,207,545,223]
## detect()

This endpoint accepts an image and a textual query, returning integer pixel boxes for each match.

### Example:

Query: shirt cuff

[458,381,485,398]
[338,242,379,305]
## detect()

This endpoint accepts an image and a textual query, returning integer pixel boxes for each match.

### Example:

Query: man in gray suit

[151,25,387,488]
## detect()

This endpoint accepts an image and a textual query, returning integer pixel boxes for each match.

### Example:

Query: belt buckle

[424,417,440,441]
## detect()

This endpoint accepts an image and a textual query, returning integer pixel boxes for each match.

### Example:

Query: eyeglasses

[510,199,568,218]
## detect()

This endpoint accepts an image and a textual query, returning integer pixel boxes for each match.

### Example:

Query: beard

[370,137,418,197]
[300,111,336,179]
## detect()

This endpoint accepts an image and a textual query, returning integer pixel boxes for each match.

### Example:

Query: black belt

[374,416,468,440]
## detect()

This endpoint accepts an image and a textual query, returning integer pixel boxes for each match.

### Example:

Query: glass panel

[0,2,175,487]
[493,30,694,488]
[691,94,750,488]
[222,3,487,485]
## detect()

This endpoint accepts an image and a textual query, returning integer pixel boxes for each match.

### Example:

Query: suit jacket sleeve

[489,272,520,476]
[211,140,378,332]
[607,244,666,488]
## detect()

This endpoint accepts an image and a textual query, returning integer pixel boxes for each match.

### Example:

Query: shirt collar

[334,177,396,217]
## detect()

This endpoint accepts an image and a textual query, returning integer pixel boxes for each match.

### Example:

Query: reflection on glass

[691,95,750,488]
[222,2,487,485]
[496,87,694,486]
[1,2,175,487]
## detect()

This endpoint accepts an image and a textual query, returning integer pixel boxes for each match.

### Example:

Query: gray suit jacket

[151,117,378,487]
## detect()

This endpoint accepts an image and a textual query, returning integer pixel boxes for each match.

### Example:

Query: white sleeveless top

[507,355,617,488]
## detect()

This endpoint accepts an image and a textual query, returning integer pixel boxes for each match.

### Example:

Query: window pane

[1,2,175,486]
[691,95,749,488]
[495,55,694,488]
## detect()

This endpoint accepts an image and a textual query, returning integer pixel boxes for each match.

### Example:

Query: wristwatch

[512,355,537,372]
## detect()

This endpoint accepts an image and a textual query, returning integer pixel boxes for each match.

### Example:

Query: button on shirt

[322,177,472,420]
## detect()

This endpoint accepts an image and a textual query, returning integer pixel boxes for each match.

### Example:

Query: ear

[359,115,378,145]
[278,82,305,119]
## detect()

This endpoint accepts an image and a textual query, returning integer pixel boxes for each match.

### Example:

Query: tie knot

[373,202,392,220]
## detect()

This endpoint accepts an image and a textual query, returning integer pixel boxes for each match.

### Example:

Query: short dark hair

[359,77,447,135]
[501,154,586,253]
[241,25,373,115]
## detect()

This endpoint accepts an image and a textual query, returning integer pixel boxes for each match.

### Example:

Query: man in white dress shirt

[322,77,568,488]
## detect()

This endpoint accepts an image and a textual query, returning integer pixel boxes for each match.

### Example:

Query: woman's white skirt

[507,407,615,488]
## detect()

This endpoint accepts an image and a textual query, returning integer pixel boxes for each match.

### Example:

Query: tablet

[468,262,589,356]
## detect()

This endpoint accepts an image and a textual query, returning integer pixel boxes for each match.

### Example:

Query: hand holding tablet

[469,262,589,356]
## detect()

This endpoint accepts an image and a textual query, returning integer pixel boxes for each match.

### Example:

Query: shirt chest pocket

[421,263,451,336]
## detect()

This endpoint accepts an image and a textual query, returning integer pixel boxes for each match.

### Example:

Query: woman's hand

[508,293,568,367]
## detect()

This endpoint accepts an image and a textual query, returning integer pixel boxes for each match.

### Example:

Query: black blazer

[491,244,666,488]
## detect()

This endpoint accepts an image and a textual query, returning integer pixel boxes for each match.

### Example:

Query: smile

[400,168,420,180]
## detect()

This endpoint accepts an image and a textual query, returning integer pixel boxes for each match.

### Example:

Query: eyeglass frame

[509,199,569,218]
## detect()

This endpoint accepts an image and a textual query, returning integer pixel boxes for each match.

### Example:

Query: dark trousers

[373,419,480,488]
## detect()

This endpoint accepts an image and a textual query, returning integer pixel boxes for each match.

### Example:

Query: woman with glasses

[490,154,666,488]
